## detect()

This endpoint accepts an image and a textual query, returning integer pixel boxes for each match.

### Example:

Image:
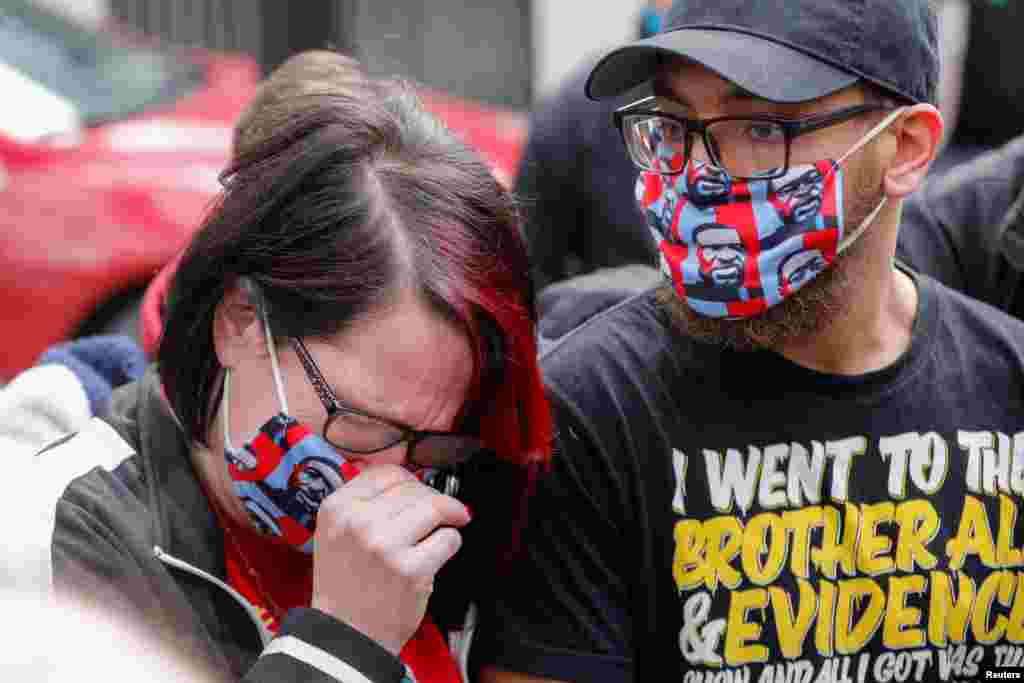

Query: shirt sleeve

[471,394,634,683]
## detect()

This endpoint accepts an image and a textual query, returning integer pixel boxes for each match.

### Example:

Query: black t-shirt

[474,269,1024,683]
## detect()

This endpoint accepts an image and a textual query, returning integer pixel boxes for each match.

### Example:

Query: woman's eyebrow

[331,383,416,431]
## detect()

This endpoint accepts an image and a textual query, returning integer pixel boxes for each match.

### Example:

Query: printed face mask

[221,304,461,553]
[221,330,360,553]
[223,398,358,554]
[637,109,904,319]
[220,304,444,554]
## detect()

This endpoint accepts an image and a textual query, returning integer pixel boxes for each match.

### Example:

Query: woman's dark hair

[158,80,550,471]
[159,78,554,625]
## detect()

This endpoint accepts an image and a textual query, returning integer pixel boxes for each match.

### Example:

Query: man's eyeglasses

[289,337,484,469]
[613,96,891,180]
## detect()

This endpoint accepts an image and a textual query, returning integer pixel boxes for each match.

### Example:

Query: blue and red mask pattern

[636,108,907,320]
[226,413,360,554]
[637,159,843,319]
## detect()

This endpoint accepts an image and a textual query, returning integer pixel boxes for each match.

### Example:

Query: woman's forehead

[306,295,474,428]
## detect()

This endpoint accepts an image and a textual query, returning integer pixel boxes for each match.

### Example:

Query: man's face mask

[637,109,904,319]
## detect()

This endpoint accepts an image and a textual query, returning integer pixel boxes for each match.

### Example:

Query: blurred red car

[0,1,525,380]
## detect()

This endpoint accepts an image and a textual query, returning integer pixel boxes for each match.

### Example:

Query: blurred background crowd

[1,0,1021,382]
[2,0,1024,678]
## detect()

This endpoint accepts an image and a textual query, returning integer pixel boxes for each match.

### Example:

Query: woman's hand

[311,464,472,656]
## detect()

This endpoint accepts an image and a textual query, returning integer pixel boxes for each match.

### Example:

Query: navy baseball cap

[586,0,938,104]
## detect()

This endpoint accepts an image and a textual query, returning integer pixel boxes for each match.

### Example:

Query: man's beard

[659,159,884,352]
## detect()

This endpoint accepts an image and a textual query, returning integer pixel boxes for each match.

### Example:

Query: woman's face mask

[221,324,358,553]
[637,109,904,319]
[220,305,454,554]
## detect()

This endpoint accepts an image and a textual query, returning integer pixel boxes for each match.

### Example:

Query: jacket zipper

[153,545,274,648]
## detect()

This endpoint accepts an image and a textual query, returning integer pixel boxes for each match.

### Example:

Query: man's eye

[746,123,783,142]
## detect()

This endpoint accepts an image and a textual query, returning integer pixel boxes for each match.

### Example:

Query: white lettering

[673,449,688,515]
[827,437,867,503]
[787,441,826,507]
[704,448,761,515]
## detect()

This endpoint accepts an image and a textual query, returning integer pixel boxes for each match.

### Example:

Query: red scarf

[218,508,462,682]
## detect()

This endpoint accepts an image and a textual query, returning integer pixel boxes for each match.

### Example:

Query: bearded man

[473,2,1024,682]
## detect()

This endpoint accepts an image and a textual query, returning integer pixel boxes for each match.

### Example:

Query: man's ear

[882,103,944,199]
[213,280,268,368]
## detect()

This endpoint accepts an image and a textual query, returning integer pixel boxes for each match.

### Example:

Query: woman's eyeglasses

[289,337,484,469]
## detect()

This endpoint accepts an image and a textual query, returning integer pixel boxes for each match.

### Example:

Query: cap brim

[586,28,858,103]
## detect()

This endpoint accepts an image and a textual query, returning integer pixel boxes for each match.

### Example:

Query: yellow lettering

[742,513,788,586]
[928,571,976,646]
[812,504,859,579]
[726,588,769,666]
[972,570,1016,644]
[816,579,836,656]
[947,496,997,570]
[1007,572,1024,643]
[858,502,895,576]
[784,506,823,579]
[894,500,939,572]
[835,578,885,655]
[704,516,744,591]
[997,495,1024,568]
[673,520,707,590]
[883,574,926,649]
[769,579,816,659]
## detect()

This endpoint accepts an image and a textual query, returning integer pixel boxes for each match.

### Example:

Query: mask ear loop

[223,367,236,452]
[833,107,907,254]
[259,303,290,416]
[222,280,291,453]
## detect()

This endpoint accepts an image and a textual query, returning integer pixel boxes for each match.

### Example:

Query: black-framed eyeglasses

[289,337,484,469]
[613,96,891,180]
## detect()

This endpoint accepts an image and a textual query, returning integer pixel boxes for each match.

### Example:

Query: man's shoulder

[542,287,662,357]
[927,272,1024,348]
[540,287,706,396]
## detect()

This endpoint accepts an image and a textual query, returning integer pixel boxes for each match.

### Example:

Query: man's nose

[688,135,714,165]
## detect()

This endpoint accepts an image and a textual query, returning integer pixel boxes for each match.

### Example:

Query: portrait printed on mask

[289,458,344,518]
[227,414,357,552]
[695,224,747,290]
[771,167,825,227]
[243,498,284,537]
[688,163,733,208]
[778,248,828,297]
[226,443,259,471]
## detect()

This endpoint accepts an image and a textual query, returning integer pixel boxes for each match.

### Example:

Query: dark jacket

[897,134,1024,316]
[37,367,409,683]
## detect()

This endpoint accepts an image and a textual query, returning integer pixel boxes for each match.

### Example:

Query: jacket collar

[106,366,226,580]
